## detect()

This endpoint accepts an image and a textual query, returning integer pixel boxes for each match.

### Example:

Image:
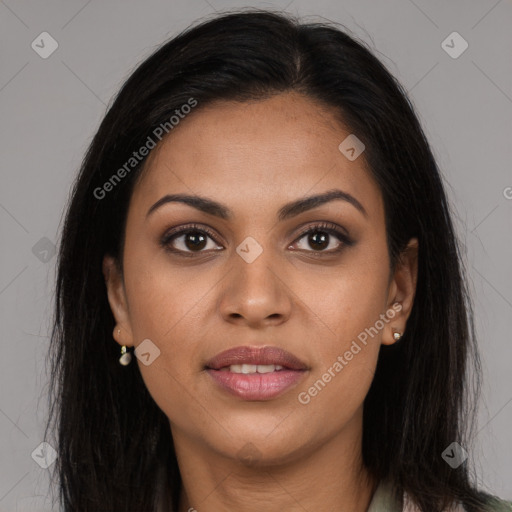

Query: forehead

[131,91,383,221]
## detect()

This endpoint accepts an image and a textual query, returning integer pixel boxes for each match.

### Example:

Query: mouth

[204,345,309,401]
[216,363,287,373]
[205,345,308,371]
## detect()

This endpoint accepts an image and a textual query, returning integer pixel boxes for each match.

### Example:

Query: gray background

[0,0,511,510]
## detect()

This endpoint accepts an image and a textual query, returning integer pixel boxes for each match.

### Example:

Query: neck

[171,412,377,512]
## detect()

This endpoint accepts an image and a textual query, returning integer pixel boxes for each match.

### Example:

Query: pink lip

[204,346,309,401]
[206,368,307,400]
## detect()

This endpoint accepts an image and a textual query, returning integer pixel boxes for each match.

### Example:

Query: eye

[290,222,354,254]
[160,223,223,255]
[160,221,354,256]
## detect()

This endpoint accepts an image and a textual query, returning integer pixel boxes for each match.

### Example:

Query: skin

[103,91,418,512]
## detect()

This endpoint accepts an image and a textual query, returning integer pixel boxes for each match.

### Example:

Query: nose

[218,247,293,328]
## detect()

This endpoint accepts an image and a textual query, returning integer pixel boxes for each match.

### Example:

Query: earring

[119,345,132,366]
[115,328,132,366]
[393,331,403,341]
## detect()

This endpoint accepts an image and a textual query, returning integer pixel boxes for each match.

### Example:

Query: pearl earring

[119,345,132,366]
[116,328,132,366]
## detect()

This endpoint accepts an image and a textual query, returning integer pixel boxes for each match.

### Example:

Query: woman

[44,9,511,512]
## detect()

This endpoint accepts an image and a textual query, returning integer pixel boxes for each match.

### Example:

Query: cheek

[120,248,214,399]
[298,244,389,406]
[306,250,390,355]
[296,278,388,428]
[296,346,378,442]
[122,240,219,342]
[121,258,213,430]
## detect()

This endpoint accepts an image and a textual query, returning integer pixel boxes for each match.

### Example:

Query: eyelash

[160,221,354,257]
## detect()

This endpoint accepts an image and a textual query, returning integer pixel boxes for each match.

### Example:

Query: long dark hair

[44,8,494,511]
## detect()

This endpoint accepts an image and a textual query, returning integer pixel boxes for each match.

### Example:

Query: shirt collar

[367,479,404,512]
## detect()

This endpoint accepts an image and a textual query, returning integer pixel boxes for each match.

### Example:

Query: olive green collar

[367,479,403,512]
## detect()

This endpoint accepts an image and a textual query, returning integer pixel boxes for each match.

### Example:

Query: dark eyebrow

[277,189,367,220]
[146,188,367,220]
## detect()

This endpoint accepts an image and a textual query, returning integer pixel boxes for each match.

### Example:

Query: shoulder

[479,494,512,511]
[368,479,512,512]
[453,490,512,512]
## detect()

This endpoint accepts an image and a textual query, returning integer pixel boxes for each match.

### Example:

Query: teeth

[228,364,284,374]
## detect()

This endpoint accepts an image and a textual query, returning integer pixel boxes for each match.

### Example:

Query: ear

[382,237,419,346]
[102,254,135,348]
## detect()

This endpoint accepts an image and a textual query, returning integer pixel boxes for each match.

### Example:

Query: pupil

[310,231,328,250]
[185,232,207,251]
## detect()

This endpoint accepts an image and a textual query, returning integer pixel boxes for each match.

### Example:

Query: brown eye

[306,231,330,251]
[161,224,223,254]
[291,222,354,254]
[181,231,208,251]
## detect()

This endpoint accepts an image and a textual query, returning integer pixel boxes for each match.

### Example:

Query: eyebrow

[146,188,368,221]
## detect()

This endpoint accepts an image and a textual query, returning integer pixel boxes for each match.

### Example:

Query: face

[104,91,418,467]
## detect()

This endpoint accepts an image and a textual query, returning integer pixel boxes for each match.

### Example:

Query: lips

[205,345,308,371]
[205,345,309,401]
